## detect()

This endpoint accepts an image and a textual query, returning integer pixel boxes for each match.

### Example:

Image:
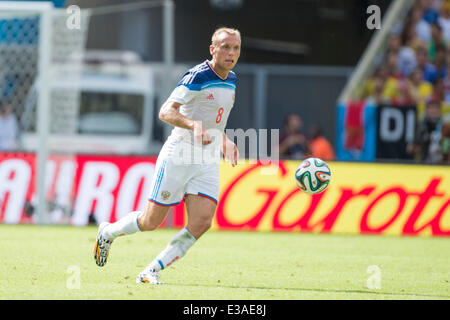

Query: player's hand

[222,138,239,167]
[193,121,212,145]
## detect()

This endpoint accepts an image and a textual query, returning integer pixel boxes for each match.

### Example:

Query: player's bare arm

[222,132,239,167]
[159,100,212,145]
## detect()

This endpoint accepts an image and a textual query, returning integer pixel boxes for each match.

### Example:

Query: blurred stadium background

[0,0,449,300]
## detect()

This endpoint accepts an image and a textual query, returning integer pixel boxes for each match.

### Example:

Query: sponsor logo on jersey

[206,93,215,100]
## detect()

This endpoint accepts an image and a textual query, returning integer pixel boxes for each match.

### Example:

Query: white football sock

[102,211,142,241]
[145,227,197,272]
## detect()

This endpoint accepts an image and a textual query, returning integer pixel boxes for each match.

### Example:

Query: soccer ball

[295,158,331,194]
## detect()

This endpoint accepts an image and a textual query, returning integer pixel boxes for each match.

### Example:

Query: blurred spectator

[428,22,446,60]
[441,121,450,163]
[385,51,403,79]
[0,102,19,151]
[408,67,433,106]
[416,45,439,82]
[429,0,445,12]
[368,76,386,106]
[433,77,445,101]
[410,98,443,162]
[407,17,426,50]
[387,34,402,54]
[442,63,450,102]
[392,78,415,105]
[428,77,450,120]
[362,65,388,100]
[278,114,308,159]
[381,53,404,102]
[401,20,423,51]
[413,5,432,43]
[397,39,417,77]
[423,0,440,23]
[438,1,450,42]
[446,43,450,67]
[308,124,335,161]
[432,43,447,77]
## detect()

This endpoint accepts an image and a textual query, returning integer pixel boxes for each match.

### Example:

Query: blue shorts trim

[148,198,181,207]
[197,192,218,204]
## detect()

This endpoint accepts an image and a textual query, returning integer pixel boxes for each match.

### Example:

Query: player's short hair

[211,27,241,47]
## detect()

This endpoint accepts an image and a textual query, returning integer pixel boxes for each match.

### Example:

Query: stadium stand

[360,0,450,163]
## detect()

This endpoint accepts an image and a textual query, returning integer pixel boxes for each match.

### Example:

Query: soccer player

[94,27,241,285]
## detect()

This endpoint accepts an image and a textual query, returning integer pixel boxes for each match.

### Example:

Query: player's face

[210,33,241,71]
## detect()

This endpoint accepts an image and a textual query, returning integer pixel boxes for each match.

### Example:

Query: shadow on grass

[164,282,449,299]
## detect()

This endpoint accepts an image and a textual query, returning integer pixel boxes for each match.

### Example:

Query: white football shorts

[147,156,220,206]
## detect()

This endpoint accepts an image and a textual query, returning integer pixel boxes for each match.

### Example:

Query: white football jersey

[161,60,237,163]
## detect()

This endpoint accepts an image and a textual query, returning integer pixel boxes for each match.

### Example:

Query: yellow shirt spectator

[416,81,434,116]
[382,76,399,100]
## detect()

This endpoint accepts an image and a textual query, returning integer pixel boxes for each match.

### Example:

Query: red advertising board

[0,152,449,236]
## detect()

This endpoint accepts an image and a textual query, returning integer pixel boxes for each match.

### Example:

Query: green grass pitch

[0,224,448,300]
